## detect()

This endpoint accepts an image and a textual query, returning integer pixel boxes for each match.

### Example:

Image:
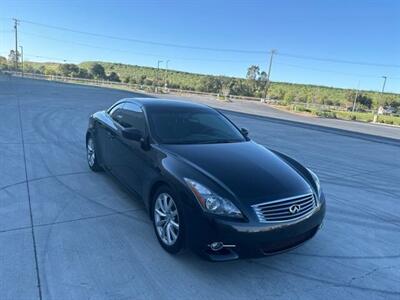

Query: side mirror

[122,128,142,141]
[241,127,249,137]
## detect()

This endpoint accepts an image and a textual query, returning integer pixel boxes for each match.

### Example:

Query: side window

[109,103,125,123]
[119,103,146,133]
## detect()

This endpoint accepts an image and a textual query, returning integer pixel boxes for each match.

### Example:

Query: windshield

[147,107,246,144]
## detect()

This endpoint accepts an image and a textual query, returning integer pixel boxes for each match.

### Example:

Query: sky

[0,0,399,93]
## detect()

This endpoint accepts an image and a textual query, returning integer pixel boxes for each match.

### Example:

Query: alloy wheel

[154,193,180,246]
[87,138,96,167]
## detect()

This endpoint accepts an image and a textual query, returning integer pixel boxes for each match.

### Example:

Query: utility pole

[156,60,163,90]
[264,49,276,101]
[164,60,170,88]
[379,75,387,113]
[379,76,387,115]
[381,76,387,95]
[13,18,19,71]
[352,81,360,112]
[374,76,387,123]
[19,45,24,77]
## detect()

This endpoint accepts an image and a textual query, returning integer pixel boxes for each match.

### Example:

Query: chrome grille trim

[252,193,317,223]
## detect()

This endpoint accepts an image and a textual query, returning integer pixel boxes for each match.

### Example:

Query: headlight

[307,168,321,198]
[184,178,243,218]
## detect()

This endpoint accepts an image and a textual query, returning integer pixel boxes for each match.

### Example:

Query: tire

[152,186,185,254]
[86,135,102,172]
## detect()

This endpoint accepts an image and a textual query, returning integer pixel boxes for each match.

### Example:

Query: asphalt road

[151,93,400,142]
[1,76,399,300]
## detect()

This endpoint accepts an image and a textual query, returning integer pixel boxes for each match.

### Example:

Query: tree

[107,71,120,82]
[0,56,7,69]
[220,79,231,98]
[7,50,20,68]
[268,87,285,100]
[44,67,57,75]
[77,68,91,79]
[356,94,372,109]
[199,76,222,92]
[246,65,271,97]
[139,75,147,84]
[58,64,79,77]
[246,65,260,81]
[258,71,269,97]
[89,63,106,79]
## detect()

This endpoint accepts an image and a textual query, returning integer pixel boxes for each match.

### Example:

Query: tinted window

[109,103,124,121]
[118,103,146,133]
[147,107,245,144]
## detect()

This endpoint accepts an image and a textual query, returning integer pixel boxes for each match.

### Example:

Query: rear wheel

[86,135,102,172]
[152,186,185,254]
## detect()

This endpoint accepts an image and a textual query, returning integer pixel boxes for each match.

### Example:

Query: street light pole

[13,18,19,71]
[156,60,163,90]
[379,76,387,114]
[352,81,360,112]
[374,76,387,123]
[164,60,170,88]
[19,45,24,77]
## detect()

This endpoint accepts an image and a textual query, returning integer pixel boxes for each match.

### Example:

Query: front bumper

[185,196,326,261]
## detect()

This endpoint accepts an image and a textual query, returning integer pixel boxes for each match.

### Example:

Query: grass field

[279,104,400,126]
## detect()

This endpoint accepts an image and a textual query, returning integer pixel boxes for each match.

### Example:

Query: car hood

[162,141,312,205]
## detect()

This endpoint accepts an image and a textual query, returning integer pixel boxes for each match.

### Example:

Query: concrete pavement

[0,76,399,299]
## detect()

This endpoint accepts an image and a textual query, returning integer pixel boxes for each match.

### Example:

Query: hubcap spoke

[170,220,179,229]
[166,224,172,244]
[169,224,177,240]
[155,209,166,217]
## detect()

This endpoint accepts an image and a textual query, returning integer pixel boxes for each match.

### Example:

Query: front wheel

[152,186,185,254]
[86,135,102,172]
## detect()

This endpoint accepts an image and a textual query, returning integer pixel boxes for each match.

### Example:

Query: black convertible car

[86,98,325,261]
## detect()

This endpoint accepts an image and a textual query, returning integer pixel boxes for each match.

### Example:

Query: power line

[277,51,400,69]
[19,31,258,63]
[16,18,400,69]
[275,62,387,79]
[18,19,268,55]
[24,53,79,63]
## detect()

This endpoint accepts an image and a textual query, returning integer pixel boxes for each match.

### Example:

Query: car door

[95,103,124,169]
[101,102,125,170]
[109,102,149,195]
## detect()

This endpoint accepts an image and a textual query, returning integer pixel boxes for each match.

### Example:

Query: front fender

[269,149,319,196]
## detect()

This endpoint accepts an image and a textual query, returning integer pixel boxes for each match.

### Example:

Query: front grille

[252,193,316,223]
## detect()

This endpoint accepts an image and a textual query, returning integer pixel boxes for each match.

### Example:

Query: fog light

[209,242,224,251]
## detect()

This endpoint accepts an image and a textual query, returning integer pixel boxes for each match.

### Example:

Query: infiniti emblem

[289,204,301,214]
